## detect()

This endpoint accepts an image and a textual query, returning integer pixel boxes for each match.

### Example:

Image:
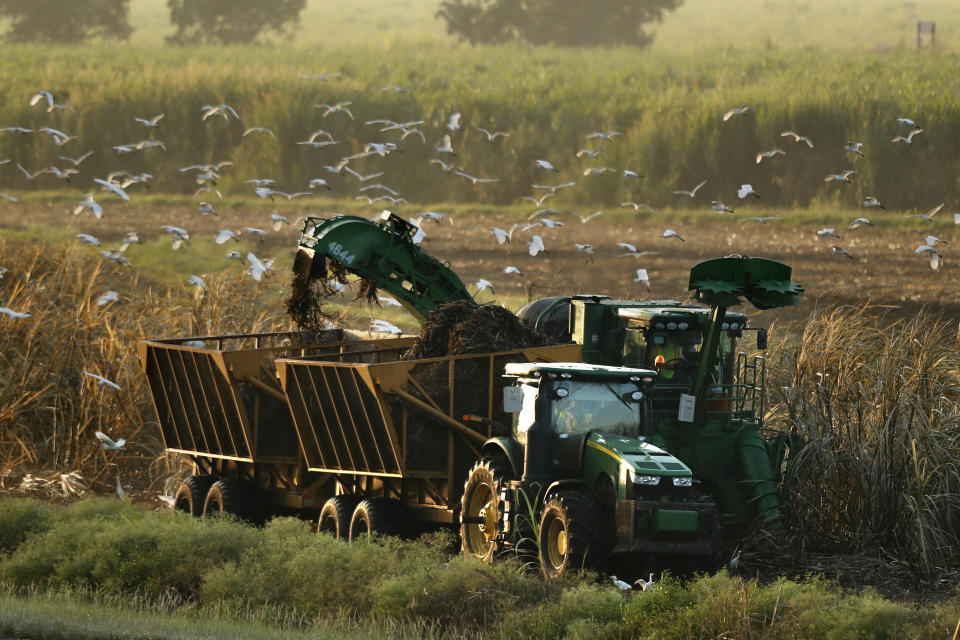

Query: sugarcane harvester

[141,211,802,578]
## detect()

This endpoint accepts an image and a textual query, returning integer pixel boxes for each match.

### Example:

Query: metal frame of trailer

[139,330,416,509]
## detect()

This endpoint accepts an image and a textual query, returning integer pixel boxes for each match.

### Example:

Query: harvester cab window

[551,380,641,437]
[649,332,701,383]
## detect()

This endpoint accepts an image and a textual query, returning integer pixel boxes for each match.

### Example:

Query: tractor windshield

[552,381,641,437]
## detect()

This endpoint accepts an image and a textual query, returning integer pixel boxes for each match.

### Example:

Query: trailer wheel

[348,499,401,541]
[460,458,513,562]
[202,478,249,520]
[318,495,361,540]
[538,492,601,579]
[173,475,214,517]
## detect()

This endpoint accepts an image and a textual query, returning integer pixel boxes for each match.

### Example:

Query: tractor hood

[586,432,691,477]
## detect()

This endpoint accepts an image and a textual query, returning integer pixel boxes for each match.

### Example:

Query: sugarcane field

[0,1,959,638]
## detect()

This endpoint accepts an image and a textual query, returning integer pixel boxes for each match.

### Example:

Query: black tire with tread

[538,492,604,579]
[460,458,513,562]
[348,498,404,542]
[318,495,361,539]
[202,478,250,520]
[173,475,215,517]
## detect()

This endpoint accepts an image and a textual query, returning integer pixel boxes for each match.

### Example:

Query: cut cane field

[1,0,960,638]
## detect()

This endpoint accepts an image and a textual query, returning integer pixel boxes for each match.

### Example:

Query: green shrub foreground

[0,498,956,639]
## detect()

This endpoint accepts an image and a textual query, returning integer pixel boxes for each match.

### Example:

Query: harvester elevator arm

[293,212,473,324]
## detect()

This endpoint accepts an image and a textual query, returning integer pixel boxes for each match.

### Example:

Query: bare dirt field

[3,198,956,333]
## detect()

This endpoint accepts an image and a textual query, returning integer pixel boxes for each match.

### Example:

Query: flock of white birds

[0,76,956,499]
[1,81,955,325]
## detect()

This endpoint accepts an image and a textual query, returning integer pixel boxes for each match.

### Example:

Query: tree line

[0,0,306,45]
[0,0,683,48]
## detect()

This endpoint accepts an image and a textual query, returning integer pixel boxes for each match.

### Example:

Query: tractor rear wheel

[538,492,602,579]
[173,475,214,517]
[318,495,361,540]
[202,478,250,521]
[348,498,403,542]
[460,458,513,562]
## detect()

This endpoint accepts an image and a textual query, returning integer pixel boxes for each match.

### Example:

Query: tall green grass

[3,44,960,210]
[1,498,956,639]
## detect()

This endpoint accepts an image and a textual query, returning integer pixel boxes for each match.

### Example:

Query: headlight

[635,475,660,486]
[672,476,693,487]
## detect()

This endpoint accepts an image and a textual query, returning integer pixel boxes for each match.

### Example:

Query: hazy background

[123,0,960,51]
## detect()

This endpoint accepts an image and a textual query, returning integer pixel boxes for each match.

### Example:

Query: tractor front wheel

[538,492,602,579]
[460,458,513,562]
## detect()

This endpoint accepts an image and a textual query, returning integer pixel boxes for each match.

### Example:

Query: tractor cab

[506,362,658,441]
[502,362,667,481]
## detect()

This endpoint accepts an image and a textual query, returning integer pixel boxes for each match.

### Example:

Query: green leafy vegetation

[0,499,53,554]
[0,499,956,639]
[2,44,960,209]
[121,0,960,51]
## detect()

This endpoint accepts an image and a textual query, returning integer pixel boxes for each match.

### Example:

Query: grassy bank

[2,45,960,209]
[0,498,956,639]
[0,586,426,640]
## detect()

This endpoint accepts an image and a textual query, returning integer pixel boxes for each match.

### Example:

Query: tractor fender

[481,438,523,478]
[544,478,588,500]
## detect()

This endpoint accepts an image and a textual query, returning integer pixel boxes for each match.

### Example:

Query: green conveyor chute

[293,212,473,323]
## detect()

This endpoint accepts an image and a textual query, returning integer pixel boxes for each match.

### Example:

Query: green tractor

[461,361,713,577]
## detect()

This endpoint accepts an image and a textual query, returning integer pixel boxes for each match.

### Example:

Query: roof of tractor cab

[617,306,748,328]
[504,362,657,379]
